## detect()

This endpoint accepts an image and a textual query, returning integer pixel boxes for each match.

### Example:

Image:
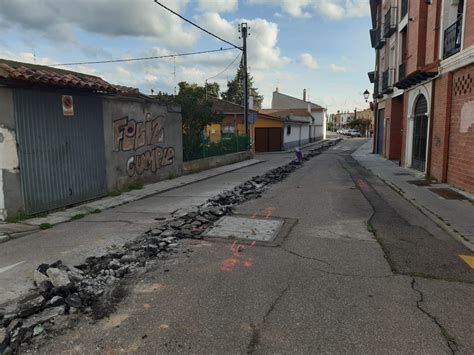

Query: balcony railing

[383,7,397,38]
[370,27,385,49]
[443,16,463,59]
[398,63,406,82]
[401,0,408,19]
[374,80,379,97]
[382,69,395,92]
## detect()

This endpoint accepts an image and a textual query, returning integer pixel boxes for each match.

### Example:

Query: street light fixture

[363,89,370,102]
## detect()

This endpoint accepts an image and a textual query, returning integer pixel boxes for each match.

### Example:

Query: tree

[154,81,222,161]
[221,63,263,109]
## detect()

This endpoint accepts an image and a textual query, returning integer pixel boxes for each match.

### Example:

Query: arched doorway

[411,95,429,172]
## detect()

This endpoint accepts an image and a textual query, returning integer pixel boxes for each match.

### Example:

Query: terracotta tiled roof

[209,97,257,114]
[260,109,313,124]
[260,108,313,117]
[0,59,139,96]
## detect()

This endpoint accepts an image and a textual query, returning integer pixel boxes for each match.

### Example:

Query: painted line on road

[459,255,474,269]
[0,261,26,274]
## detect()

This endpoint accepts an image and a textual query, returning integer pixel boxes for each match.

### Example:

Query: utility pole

[240,23,249,139]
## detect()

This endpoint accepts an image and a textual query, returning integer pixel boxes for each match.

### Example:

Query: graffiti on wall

[113,114,175,177]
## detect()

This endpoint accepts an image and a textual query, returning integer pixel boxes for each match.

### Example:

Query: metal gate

[376,109,385,154]
[411,95,428,172]
[14,89,107,214]
[255,128,282,152]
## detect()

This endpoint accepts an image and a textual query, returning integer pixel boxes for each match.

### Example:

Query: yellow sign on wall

[62,95,74,116]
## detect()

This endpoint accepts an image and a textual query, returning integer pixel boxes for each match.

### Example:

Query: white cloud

[299,53,319,70]
[330,63,348,72]
[196,12,290,70]
[248,0,369,19]
[0,0,198,48]
[197,0,238,13]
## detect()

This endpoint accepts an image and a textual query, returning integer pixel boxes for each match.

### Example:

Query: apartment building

[369,0,473,193]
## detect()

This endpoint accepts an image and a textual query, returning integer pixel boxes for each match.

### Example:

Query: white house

[271,89,326,141]
[260,108,314,150]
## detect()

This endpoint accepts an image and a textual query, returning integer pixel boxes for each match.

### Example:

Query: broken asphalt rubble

[0,139,340,354]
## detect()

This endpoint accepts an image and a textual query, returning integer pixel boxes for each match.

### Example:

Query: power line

[153,0,242,50]
[205,52,242,82]
[50,47,237,67]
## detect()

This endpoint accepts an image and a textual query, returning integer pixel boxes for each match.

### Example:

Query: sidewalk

[0,158,263,244]
[352,140,474,251]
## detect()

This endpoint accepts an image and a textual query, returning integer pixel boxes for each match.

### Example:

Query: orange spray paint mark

[220,240,257,272]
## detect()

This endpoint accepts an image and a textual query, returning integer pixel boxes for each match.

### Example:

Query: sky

[0,0,374,114]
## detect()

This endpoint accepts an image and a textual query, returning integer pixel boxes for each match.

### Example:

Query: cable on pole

[50,47,237,67]
[205,52,242,82]
[153,0,242,50]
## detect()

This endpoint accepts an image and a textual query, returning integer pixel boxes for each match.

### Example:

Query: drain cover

[428,188,468,200]
[203,216,284,242]
[407,179,432,186]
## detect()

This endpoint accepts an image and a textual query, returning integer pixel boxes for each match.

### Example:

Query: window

[286,125,291,135]
[222,125,235,134]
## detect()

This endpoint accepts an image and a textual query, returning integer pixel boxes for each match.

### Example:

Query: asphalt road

[0,147,305,305]
[25,138,474,354]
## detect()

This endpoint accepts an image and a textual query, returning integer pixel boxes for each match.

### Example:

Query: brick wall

[446,64,474,193]
[424,0,439,65]
[430,73,450,181]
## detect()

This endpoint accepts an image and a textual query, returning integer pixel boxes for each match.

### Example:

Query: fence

[183,134,250,162]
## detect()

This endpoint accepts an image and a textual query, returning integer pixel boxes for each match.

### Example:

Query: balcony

[383,7,397,38]
[382,69,395,93]
[400,0,408,19]
[398,63,406,82]
[443,16,463,59]
[370,27,385,49]
[373,79,383,99]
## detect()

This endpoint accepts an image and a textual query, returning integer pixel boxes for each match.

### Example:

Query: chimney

[275,86,279,93]
[303,89,306,102]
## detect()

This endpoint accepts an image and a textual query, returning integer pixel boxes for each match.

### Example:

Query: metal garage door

[255,128,282,152]
[14,89,107,214]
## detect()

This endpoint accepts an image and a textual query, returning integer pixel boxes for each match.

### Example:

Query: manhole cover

[428,188,468,200]
[394,172,412,176]
[203,216,284,242]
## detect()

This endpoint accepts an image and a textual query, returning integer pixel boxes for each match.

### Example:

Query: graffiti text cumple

[127,146,175,177]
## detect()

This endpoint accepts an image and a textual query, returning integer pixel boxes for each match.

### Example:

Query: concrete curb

[0,158,264,244]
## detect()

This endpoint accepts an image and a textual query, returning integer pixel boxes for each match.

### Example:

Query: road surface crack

[411,278,458,354]
[247,282,291,354]
[279,246,331,265]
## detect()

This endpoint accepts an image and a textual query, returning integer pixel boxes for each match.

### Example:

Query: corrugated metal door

[14,89,106,214]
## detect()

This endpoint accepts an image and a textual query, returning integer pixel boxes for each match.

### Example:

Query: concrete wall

[183,151,252,175]
[0,88,22,219]
[283,123,310,150]
[102,96,183,191]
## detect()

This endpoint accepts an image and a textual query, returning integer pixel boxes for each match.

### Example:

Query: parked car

[351,129,362,137]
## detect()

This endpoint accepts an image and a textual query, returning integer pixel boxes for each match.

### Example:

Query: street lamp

[363,89,370,102]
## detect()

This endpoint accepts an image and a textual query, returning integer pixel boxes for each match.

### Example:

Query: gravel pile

[0,139,340,354]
